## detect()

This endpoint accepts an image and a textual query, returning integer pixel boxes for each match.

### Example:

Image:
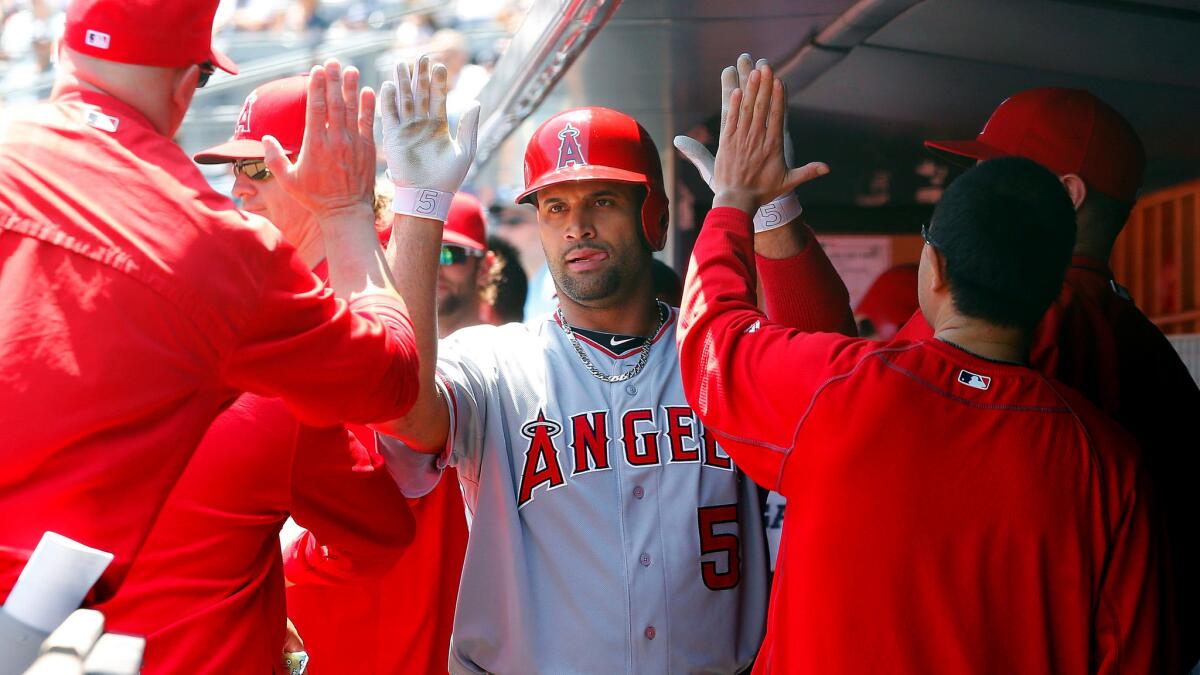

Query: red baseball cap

[64,0,237,75]
[925,88,1145,203]
[193,75,308,164]
[444,193,487,251]
[855,264,918,341]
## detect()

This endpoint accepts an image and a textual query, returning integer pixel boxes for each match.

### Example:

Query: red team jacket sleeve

[755,225,856,336]
[223,245,420,428]
[678,207,861,490]
[284,428,416,585]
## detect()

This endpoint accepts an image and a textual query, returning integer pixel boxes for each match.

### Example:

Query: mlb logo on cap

[957,369,992,391]
[84,29,110,49]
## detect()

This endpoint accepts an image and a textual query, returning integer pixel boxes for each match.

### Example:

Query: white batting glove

[379,55,481,221]
[674,53,812,233]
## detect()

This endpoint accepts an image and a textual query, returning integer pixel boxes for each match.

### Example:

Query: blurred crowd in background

[0,0,530,101]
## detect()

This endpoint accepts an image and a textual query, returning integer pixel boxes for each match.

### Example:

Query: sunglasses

[233,159,271,181]
[440,245,484,266]
[197,61,216,88]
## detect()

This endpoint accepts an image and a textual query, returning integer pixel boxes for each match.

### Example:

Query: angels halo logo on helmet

[518,107,670,251]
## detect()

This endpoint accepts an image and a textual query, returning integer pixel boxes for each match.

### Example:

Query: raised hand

[263,59,377,220]
[676,54,824,229]
[379,55,481,221]
[711,63,828,214]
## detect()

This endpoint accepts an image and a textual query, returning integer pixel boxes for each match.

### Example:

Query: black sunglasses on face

[233,159,271,181]
[197,61,215,88]
[439,245,483,266]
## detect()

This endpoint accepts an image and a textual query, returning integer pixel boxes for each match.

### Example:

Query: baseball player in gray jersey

[375,55,849,675]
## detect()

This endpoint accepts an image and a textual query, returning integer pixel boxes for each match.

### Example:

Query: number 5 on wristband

[392,186,454,221]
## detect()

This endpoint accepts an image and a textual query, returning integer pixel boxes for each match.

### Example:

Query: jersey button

[624,384,637,396]
[644,626,656,640]
[639,553,651,567]
[632,485,645,499]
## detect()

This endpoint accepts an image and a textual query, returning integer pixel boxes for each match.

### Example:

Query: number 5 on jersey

[698,503,741,590]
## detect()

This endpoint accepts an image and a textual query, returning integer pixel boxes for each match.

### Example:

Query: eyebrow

[543,190,622,205]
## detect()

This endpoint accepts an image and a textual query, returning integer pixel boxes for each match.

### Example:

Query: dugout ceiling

[475,0,1200,245]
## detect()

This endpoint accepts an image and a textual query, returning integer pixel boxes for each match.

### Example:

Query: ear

[922,242,949,294]
[1060,173,1087,211]
[170,65,201,126]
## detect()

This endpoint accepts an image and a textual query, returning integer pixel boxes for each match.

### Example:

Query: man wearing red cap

[437,193,499,335]
[0,0,452,655]
[90,73,431,675]
[679,61,1160,674]
[901,87,1199,669]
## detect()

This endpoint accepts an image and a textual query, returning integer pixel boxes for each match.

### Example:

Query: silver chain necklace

[556,301,668,383]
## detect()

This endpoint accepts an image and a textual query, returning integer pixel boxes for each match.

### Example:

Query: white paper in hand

[3,532,113,632]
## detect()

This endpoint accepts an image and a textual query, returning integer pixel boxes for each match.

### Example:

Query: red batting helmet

[516,107,670,251]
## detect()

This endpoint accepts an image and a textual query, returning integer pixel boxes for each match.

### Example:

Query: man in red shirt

[679,64,1160,673]
[286,196,490,675]
[0,0,458,630]
[91,74,423,675]
[898,88,1198,669]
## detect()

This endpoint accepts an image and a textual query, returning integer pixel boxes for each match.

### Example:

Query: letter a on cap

[556,123,585,169]
[235,94,256,137]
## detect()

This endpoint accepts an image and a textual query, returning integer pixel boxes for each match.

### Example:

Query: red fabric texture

[64,0,237,73]
[287,469,468,675]
[753,225,856,337]
[0,86,418,602]
[898,255,1199,669]
[98,396,413,674]
[679,208,1161,674]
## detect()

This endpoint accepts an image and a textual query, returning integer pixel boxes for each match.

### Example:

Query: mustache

[561,242,613,260]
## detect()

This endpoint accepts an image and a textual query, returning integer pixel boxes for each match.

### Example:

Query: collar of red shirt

[53,83,157,136]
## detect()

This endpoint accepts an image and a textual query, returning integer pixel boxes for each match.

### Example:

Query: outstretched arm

[370,56,481,453]
[678,62,864,490]
[674,53,853,334]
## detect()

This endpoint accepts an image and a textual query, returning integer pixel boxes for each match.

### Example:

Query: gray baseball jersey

[382,309,768,675]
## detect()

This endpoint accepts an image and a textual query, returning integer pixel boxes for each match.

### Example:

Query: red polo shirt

[679,208,1161,674]
[98,394,414,674]
[0,86,419,602]
[286,471,468,675]
[897,255,1199,668]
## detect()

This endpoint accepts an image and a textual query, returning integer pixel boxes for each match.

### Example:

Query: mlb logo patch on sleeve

[84,29,111,50]
[957,369,991,391]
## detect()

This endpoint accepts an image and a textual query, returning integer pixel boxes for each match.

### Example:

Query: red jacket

[679,208,1160,674]
[287,470,469,675]
[898,256,1199,669]
[0,87,418,601]
[98,394,414,674]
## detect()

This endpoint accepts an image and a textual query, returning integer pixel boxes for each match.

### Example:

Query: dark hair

[928,156,1075,329]
[651,258,683,307]
[486,235,528,323]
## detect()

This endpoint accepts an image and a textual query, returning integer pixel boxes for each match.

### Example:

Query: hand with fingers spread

[711,63,828,216]
[263,59,378,222]
[676,54,827,231]
[380,55,481,222]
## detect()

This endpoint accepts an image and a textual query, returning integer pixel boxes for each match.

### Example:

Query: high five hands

[678,55,829,223]
[263,58,378,222]
[379,55,480,222]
